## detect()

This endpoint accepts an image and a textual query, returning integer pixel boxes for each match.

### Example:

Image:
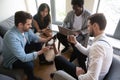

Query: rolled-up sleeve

[75,42,89,56]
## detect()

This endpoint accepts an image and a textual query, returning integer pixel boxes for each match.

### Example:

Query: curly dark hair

[71,0,84,7]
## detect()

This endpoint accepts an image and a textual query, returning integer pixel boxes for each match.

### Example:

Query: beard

[24,29,29,32]
[89,30,94,37]
[23,27,29,32]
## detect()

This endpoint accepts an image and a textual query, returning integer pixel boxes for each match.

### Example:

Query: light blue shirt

[2,26,40,69]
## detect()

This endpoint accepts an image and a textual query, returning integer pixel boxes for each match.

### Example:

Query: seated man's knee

[25,61,34,70]
[55,56,63,62]
[57,33,66,39]
[56,33,61,39]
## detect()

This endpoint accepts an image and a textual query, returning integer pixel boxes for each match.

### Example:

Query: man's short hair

[15,11,32,26]
[88,13,107,30]
[71,0,84,7]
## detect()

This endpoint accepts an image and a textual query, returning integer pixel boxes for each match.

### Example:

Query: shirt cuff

[75,42,82,48]
[33,52,38,59]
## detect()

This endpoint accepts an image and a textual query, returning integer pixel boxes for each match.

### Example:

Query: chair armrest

[0,74,15,80]
[103,54,120,80]
[0,66,24,80]
[53,70,76,80]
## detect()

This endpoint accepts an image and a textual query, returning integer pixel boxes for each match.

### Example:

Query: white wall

[66,0,72,13]
[0,0,27,22]
[25,0,37,16]
[66,0,96,13]
[84,0,95,13]
[0,0,96,22]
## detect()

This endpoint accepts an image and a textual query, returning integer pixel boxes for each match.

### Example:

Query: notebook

[58,26,75,36]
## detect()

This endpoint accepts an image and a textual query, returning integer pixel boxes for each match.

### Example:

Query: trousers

[55,56,78,79]
[13,60,34,80]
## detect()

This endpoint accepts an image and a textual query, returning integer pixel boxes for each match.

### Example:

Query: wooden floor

[34,59,56,80]
[26,41,73,80]
[33,47,56,80]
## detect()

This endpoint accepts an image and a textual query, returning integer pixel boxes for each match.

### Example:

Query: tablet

[58,26,75,36]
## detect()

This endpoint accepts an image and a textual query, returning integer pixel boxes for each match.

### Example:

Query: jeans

[70,44,87,72]
[12,60,34,80]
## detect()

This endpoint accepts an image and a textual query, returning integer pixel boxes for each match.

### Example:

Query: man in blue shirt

[2,11,51,80]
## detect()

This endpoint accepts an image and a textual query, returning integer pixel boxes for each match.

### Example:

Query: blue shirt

[2,26,40,69]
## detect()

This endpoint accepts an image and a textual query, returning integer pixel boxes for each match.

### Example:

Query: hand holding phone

[37,46,50,55]
[67,35,77,45]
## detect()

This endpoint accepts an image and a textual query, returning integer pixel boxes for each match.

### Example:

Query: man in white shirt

[53,13,113,80]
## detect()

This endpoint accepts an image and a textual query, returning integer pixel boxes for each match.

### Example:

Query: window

[51,0,71,25]
[25,0,37,15]
[36,0,51,9]
[54,0,66,22]
[25,0,51,16]
[25,0,66,24]
[97,0,120,35]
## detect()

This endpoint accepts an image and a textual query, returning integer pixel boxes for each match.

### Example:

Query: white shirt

[22,33,27,44]
[75,33,113,80]
[73,14,82,31]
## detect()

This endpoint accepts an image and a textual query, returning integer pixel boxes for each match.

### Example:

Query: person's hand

[76,67,85,77]
[73,32,79,36]
[41,28,46,33]
[40,37,47,42]
[42,28,52,37]
[40,36,52,42]
[37,46,50,55]
[47,36,53,41]
[42,27,50,33]
[42,46,50,52]
[67,35,77,45]
[37,29,41,33]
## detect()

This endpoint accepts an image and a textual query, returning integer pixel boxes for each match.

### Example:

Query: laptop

[58,26,75,36]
